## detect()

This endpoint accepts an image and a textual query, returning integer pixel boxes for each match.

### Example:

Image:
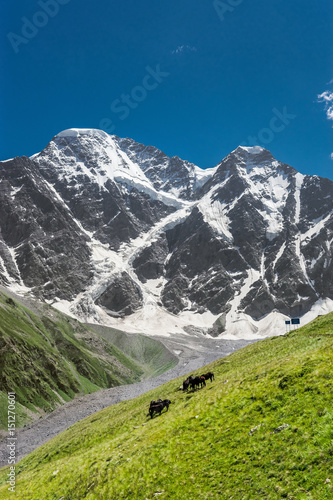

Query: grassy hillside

[87,323,178,379]
[1,312,332,499]
[0,290,176,429]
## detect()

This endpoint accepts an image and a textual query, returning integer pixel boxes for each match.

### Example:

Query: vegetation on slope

[1,312,332,499]
[87,323,178,379]
[0,290,176,429]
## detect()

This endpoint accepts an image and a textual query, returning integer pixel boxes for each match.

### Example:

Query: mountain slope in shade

[0,286,177,428]
[0,129,332,338]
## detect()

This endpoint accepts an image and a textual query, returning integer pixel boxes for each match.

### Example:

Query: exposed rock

[273,423,289,433]
[0,156,93,300]
[207,306,231,336]
[249,424,264,435]
[96,272,143,317]
[132,235,169,282]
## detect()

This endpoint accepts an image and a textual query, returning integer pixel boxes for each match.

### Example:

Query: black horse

[150,399,162,407]
[183,377,191,391]
[190,376,201,390]
[149,399,171,418]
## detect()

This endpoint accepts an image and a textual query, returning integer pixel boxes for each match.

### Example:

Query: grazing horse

[190,375,206,389]
[201,372,215,382]
[190,376,201,390]
[149,399,171,418]
[150,399,162,407]
[183,377,191,391]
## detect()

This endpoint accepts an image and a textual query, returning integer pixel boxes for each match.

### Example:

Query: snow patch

[295,235,317,294]
[294,172,304,224]
[301,298,333,324]
[272,242,286,283]
[10,185,24,197]
[301,212,333,243]
[238,146,265,154]
[0,248,32,295]
[55,128,110,140]
[198,198,233,242]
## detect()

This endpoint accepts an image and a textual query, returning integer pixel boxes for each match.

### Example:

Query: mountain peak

[54,128,111,140]
[235,145,266,154]
[213,145,298,181]
[230,145,277,164]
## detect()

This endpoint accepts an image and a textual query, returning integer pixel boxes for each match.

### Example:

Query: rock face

[114,136,214,200]
[0,130,332,334]
[96,272,143,317]
[0,155,92,300]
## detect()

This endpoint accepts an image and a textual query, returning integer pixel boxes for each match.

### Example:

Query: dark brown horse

[201,372,215,382]
[184,374,208,391]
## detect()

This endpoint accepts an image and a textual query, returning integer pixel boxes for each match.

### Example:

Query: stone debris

[249,424,263,435]
[272,423,289,434]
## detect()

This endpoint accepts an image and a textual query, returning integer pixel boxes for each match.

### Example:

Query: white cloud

[318,90,333,159]
[318,90,333,122]
[318,90,333,104]
[171,45,197,55]
[327,108,333,121]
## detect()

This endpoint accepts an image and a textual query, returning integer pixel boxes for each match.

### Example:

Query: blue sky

[1,0,332,180]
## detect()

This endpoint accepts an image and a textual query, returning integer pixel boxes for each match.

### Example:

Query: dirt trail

[0,335,255,467]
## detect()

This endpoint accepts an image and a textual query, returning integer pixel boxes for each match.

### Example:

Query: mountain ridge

[0,128,332,338]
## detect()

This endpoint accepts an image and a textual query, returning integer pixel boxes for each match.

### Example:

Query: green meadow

[1,312,332,499]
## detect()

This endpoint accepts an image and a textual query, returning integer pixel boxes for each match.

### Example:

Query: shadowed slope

[0,290,177,429]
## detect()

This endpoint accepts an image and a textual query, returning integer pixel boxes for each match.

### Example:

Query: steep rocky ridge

[0,155,92,300]
[115,135,215,200]
[0,130,332,338]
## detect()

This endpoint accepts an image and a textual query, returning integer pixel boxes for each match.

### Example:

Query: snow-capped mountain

[0,128,332,339]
